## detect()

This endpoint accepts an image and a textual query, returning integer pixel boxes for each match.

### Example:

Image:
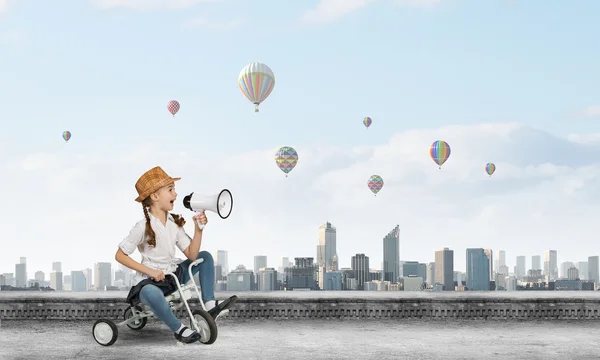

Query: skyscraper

[577,261,588,280]
[588,256,599,284]
[351,254,369,290]
[435,247,454,291]
[382,225,400,283]
[466,248,490,291]
[426,262,435,287]
[216,250,229,276]
[254,256,267,276]
[71,271,87,292]
[278,257,292,282]
[516,256,526,278]
[498,250,506,270]
[317,222,338,271]
[560,261,574,279]
[15,257,26,288]
[52,262,62,272]
[544,250,558,281]
[484,249,493,280]
[94,262,112,290]
[531,255,541,271]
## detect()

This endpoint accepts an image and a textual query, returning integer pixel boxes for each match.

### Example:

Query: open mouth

[170,200,175,205]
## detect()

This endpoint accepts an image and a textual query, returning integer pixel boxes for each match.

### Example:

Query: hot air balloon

[485,162,496,177]
[62,131,71,142]
[168,100,180,116]
[274,146,298,177]
[363,117,372,129]
[367,175,384,196]
[429,140,451,169]
[238,62,275,112]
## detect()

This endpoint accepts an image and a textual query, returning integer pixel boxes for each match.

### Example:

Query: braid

[171,213,186,227]
[141,198,156,247]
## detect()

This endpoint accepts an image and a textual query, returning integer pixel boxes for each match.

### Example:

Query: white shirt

[119,212,192,286]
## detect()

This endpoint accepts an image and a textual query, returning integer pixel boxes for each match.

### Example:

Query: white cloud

[395,0,441,6]
[3,123,600,280]
[580,105,600,118]
[0,0,8,14]
[0,29,26,44]
[300,0,377,25]
[183,16,244,32]
[91,0,221,11]
[299,0,443,25]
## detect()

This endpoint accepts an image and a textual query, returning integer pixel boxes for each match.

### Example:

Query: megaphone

[182,189,233,230]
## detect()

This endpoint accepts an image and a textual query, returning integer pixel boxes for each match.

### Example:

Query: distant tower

[382,225,400,283]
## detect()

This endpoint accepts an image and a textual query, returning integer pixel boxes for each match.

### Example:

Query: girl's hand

[148,269,165,282]
[193,211,207,229]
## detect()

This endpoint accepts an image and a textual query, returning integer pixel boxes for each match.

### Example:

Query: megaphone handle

[195,212,206,230]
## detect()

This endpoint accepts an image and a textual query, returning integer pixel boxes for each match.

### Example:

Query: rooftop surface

[1,319,599,360]
[3,290,600,301]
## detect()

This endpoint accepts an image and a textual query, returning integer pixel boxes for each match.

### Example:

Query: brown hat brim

[135,177,181,202]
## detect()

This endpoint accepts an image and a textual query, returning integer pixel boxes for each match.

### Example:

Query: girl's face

[152,183,177,211]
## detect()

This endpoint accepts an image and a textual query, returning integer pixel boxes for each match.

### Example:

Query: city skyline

[1,1,600,277]
[4,239,599,280]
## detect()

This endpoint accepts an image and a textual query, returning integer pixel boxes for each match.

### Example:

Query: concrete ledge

[3,291,600,320]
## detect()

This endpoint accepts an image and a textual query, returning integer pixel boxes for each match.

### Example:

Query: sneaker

[208,295,239,320]
[174,326,201,344]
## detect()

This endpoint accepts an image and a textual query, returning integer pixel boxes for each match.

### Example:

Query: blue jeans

[139,251,215,332]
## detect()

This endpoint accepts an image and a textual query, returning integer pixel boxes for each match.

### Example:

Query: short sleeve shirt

[119,213,192,285]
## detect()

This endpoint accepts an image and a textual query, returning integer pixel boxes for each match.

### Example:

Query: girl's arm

[185,225,203,260]
[115,248,155,277]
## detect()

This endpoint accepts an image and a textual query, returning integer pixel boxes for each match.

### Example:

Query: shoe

[208,295,239,320]
[174,326,201,344]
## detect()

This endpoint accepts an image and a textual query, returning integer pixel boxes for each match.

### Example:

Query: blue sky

[1,0,600,279]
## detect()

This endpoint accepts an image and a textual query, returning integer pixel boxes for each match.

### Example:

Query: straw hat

[135,166,181,202]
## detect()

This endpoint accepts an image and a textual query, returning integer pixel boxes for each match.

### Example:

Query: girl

[115,166,238,344]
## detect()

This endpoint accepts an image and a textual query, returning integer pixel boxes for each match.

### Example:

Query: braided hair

[141,196,186,247]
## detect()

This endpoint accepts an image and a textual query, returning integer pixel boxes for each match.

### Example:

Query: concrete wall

[3,292,600,320]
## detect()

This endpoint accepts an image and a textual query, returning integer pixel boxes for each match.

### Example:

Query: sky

[1,0,600,278]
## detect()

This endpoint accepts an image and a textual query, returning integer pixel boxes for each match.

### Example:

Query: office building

[94,262,112,290]
[515,256,526,278]
[435,248,454,291]
[351,254,369,290]
[216,250,229,277]
[466,249,490,291]
[317,222,338,271]
[588,256,599,284]
[531,255,541,270]
[544,250,558,281]
[382,225,400,283]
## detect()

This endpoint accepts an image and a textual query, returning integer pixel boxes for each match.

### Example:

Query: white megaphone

[182,189,233,230]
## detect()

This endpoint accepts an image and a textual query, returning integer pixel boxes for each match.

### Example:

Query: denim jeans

[139,251,215,332]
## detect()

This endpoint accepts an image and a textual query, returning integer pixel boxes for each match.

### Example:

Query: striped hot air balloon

[429,140,451,169]
[363,117,372,129]
[238,62,275,112]
[485,162,496,177]
[274,146,298,177]
[62,131,71,142]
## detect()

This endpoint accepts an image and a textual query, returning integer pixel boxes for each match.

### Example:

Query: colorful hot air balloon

[62,131,71,142]
[274,146,298,177]
[485,162,496,177]
[238,62,275,112]
[168,100,180,116]
[367,175,384,196]
[363,117,372,129]
[429,140,451,169]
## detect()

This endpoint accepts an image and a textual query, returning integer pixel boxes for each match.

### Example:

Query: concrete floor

[1,319,600,360]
